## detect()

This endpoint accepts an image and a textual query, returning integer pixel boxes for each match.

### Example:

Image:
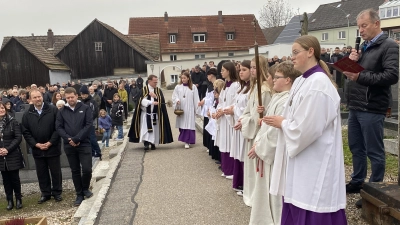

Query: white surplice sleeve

[172,85,180,109]
[282,90,339,158]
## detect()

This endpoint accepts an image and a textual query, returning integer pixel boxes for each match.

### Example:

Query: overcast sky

[0,0,335,43]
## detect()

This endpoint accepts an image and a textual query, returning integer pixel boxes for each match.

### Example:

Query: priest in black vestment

[128,75,173,150]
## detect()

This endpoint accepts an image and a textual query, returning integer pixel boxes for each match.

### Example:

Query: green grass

[0,189,76,219]
[342,129,398,179]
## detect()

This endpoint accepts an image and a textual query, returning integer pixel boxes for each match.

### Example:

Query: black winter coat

[0,114,23,171]
[103,87,118,108]
[346,33,399,114]
[21,103,60,158]
[82,95,99,120]
[56,102,93,147]
[110,100,124,126]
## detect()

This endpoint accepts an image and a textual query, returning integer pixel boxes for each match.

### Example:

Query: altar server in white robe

[229,60,251,191]
[172,71,200,149]
[265,35,347,225]
[236,56,273,205]
[198,68,218,153]
[215,61,240,178]
[248,61,301,225]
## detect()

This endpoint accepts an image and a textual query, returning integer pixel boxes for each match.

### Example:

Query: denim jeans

[117,125,123,139]
[89,126,101,157]
[348,109,385,185]
[102,129,111,146]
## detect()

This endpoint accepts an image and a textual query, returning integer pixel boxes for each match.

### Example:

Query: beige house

[380,0,400,40]
[308,0,385,48]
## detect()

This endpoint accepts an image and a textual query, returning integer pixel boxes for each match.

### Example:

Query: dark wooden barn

[0,37,70,88]
[56,19,156,79]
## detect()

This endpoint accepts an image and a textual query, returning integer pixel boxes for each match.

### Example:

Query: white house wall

[49,70,71,85]
[161,51,249,61]
[147,53,267,87]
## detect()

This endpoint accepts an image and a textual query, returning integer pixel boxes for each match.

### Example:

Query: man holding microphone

[343,9,399,208]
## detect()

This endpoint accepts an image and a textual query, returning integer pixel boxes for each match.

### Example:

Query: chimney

[47,29,54,49]
[164,12,168,22]
[218,11,222,23]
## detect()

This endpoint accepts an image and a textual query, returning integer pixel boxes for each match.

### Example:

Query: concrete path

[97,90,250,225]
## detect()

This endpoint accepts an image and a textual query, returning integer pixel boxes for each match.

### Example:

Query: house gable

[0,38,51,87]
[56,19,152,79]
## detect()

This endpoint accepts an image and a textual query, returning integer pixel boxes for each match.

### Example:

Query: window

[394,7,399,17]
[228,52,234,56]
[193,34,206,42]
[387,8,392,18]
[322,33,328,41]
[171,74,178,83]
[356,29,360,37]
[338,31,346,39]
[195,54,205,59]
[95,42,102,51]
[226,33,234,40]
[170,54,177,61]
[169,35,176,43]
[380,9,386,18]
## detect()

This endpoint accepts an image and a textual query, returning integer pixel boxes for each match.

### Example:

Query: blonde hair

[250,55,270,94]
[99,109,107,116]
[294,35,337,88]
[213,79,225,94]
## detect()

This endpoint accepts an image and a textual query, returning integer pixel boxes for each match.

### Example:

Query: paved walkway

[97,90,250,224]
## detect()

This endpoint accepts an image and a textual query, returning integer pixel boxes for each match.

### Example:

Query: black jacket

[0,114,23,171]
[81,95,99,121]
[103,87,118,108]
[191,71,205,85]
[136,77,144,89]
[56,102,93,146]
[320,53,330,63]
[21,103,60,158]
[346,33,399,114]
[110,100,124,126]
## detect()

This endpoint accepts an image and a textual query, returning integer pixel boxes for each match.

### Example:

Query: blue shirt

[363,31,383,51]
[34,103,44,115]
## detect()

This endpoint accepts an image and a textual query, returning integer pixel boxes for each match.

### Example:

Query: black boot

[16,199,22,209]
[6,200,13,210]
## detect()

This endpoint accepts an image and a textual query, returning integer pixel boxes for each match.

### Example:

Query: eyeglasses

[273,76,286,80]
[292,49,307,56]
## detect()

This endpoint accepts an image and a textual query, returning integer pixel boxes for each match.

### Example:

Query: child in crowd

[118,83,128,121]
[206,79,225,161]
[111,93,124,141]
[248,61,301,225]
[98,109,112,147]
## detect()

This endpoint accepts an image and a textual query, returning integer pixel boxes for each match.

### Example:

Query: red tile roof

[128,13,267,54]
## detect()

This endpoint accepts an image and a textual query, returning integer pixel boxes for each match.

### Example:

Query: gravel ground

[345,161,398,225]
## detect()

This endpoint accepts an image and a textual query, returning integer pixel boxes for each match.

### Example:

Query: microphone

[355,37,361,53]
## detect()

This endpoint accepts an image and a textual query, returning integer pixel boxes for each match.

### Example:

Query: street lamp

[150,64,154,74]
[327,4,350,46]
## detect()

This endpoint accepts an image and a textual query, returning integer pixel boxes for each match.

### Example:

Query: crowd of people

[127,9,398,225]
[0,75,147,209]
[0,8,397,224]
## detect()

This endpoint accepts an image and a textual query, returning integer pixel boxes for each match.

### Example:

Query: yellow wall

[381,18,400,28]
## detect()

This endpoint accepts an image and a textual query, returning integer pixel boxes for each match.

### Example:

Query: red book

[327,57,364,73]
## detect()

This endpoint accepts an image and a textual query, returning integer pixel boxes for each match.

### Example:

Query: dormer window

[193,34,206,43]
[227,33,234,40]
[169,35,176,43]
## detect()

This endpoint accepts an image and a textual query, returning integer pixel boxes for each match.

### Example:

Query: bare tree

[259,0,295,28]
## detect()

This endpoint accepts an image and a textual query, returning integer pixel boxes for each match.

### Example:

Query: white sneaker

[115,138,123,141]
[225,175,233,180]
[237,191,243,196]
[185,144,189,149]
[233,188,242,192]
[221,173,225,177]
[206,149,209,153]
